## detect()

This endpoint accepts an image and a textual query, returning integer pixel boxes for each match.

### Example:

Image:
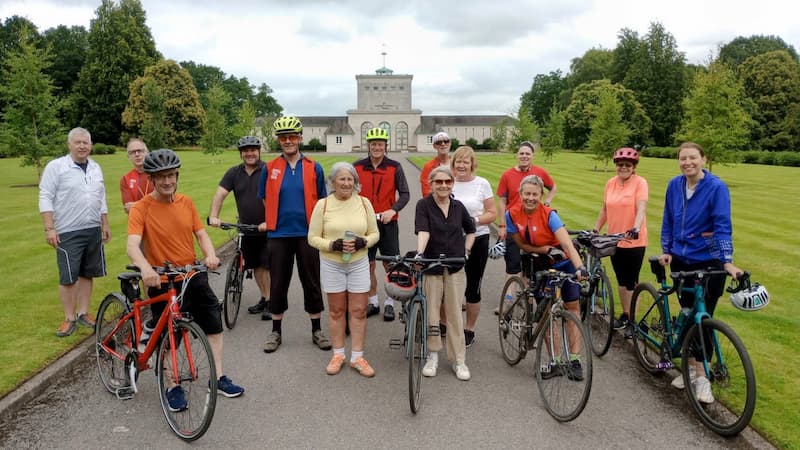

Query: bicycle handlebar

[376,254,466,266]
[669,268,749,293]
[125,262,208,276]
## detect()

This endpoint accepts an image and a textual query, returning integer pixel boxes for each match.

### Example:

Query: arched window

[395,122,408,151]
[361,122,373,150]
[379,121,391,150]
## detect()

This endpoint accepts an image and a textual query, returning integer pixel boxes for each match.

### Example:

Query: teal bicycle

[630,256,756,436]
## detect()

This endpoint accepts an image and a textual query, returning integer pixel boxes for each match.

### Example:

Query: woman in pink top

[594,148,648,337]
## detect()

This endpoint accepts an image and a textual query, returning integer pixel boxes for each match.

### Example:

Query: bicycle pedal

[245,270,253,279]
[389,338,402,349]
[115,386,135,400]
[656,361,674,371]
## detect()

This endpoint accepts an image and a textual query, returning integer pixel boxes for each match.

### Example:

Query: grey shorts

[320,256,370,293]
[56,227,106,285]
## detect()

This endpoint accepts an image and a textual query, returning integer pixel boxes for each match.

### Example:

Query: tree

[0,27,63,176]
[567,47,614,88]
[200,83,230,158]
[252,83,282,117]
[739,50,800,150]
[610,28,641,83]
[564,79,651,149]
[718,35,799,70]
[510,104,540,149]
[520,70,567,125]
[491,118,510,151]
[0,16,40,112]
[230,99,256,140]
[677,61,752,169]
[70,0,161,144]
[137,79,167,149]
[586,89,631,169]
[41,25,88,99]
[620,22,688,146]
[540,104,565,163]
[122,59,205,145]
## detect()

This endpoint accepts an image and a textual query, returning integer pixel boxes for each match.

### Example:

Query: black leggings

[267,237,324,315]
[670,258,726,362]
[464,234,489,303]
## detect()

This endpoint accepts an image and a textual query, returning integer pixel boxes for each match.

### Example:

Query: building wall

[325,134,354,153]
[347,112,422,152]
[356,74,413,111]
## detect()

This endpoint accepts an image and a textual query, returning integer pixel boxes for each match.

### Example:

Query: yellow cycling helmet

[366,127,389,142]
[273,116,303,135]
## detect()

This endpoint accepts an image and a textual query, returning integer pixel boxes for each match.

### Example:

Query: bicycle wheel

[156,321,217,442]
[630,283,667,374]
[535,308,592,422]
[498,276,528,365]
[585,270,614,357]
[96,293,134,394]
[681,319,756,436]
[223,255,243,329]
[408,300,425,414]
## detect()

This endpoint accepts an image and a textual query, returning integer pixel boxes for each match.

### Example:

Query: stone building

[298,66,514,153]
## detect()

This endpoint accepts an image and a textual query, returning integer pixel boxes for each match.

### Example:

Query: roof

[298,116,354,135]
[415,115,516,134]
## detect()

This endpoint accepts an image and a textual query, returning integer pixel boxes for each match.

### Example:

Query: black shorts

[148,272,223,335]
[609,246,646,290]
[241,234,270,270]
[368,221,400,261]
[56,227,106,285]
[504,236,522,275]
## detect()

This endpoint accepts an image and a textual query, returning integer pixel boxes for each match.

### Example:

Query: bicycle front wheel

[681,319,756,436]
[96,293,134,394]
[407,300,425,414]
[156,321,217,442]
[630,283,667,374]
[223,255,243,329]
[585,270,614,357]
[498,276,528,365]
[535,308,592,422]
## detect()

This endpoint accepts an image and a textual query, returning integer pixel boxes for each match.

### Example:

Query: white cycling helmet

[730,282,770,311]
[384,263,416,301]
[488,240,506,260]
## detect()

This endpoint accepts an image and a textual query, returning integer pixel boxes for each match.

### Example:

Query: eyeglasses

[127,149,145,155]
[278,135,301,142]
[616,162,634,168]
[432,179,453,186]
[434,140,450,145]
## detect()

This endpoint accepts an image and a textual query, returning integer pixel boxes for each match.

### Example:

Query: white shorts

[320,256,370,293]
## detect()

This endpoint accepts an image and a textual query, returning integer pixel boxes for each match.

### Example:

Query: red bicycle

[95,262,217,441]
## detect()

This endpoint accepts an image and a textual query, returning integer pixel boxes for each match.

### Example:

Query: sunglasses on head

[434,140,450,145]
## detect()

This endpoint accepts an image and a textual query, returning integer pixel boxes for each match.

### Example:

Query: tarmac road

[0,155,774,449]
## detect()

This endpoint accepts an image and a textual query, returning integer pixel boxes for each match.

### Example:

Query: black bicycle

[218,221,260,329]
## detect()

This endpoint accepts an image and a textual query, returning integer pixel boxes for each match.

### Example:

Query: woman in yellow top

[594,148,648,337]
[308,162,380,377]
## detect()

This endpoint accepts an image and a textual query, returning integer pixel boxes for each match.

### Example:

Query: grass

[1,150,796,448]
[411,152,799,449]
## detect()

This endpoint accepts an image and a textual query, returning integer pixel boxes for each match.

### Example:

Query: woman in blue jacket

[657,142,742,404]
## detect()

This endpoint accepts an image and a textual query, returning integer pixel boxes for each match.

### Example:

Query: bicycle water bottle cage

[648,256,666,283]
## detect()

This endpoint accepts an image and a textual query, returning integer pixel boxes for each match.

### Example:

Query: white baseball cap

[433,131,450,143]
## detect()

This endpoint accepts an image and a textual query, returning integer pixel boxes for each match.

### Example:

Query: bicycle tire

[498,276,528,365]
[535,309,592,422]
[223,254,242,329]
[681,318,756,436]
[630,283,667,375]
[585,269,614,357]
[408,300,424,414]
[96,293,135,394]
[156,320,217,442]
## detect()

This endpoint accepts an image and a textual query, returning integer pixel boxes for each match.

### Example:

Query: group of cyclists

[42,114,744,412]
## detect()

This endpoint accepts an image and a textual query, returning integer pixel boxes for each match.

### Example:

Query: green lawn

[412,152,799,449]
[1,150,796,448]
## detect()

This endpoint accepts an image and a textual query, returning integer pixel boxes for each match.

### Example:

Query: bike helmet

[613,147,639,163]
[366,127,389,142]
[488,239,506,260]
[273,115,303,135]
[143,149,181,174]
[384,263,416,301]
[238,135,262,149]
[730,282,770,311]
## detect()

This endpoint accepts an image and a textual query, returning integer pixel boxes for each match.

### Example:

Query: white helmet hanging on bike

[488,240,506,260]
[729,282,770,311]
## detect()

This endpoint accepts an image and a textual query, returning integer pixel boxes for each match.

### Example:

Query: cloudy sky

[2,0,799,116]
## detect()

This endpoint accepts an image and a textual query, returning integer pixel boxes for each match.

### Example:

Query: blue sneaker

[166,386,188,412]
[217,375,244,398]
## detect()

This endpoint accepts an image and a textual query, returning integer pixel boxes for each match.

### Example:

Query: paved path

[0,155,773,449]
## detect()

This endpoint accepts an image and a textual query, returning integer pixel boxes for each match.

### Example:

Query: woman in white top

[450,146,497,347]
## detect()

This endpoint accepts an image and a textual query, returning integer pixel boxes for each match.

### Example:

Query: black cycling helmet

[143,149,181,174]
[238,136,262,150]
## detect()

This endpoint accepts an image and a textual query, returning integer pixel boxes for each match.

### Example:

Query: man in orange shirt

[120,138,153,214]
[419,131,452,197]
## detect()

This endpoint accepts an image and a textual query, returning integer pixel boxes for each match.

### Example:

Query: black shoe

[567,359,584,381]
[464,329,475,348]
[383,304,395,322]
[613,314,630,330]
[439,323,447,338]
[248,299,268,314]
[623,322,634,339]
[366,304,379,318]
[540,362,565,380]
[261,309,273,321]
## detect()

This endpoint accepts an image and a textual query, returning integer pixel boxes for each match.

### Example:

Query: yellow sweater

[308,194,380,262]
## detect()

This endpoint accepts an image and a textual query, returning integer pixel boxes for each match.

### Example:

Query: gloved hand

[625,228,640,240]
[331,239,345,252]
[576,267,590,280]
[354,237,367,251]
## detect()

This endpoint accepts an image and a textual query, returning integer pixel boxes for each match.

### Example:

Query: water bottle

[342,230,356,262]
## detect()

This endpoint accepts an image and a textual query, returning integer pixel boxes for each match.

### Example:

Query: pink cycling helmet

[613,147,639,163]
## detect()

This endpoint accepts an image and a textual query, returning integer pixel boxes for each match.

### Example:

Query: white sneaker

[671,365,696,389]
[453,362,471,381]
[694,376,715,404]
[422,358,438,377]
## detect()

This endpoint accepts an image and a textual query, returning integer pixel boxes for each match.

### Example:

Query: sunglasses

[432,178,453,186]
[434,140,450,145]
[616,162,634,168]
[278,135,301,142]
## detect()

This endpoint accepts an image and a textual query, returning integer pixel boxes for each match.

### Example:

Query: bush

[757,152,776,165]
[640,146,674,159]
[775,152,800,167]
[92,143,119,155]
[450,138,460,149]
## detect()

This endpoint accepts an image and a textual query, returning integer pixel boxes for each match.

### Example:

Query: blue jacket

[661,170,734,264]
